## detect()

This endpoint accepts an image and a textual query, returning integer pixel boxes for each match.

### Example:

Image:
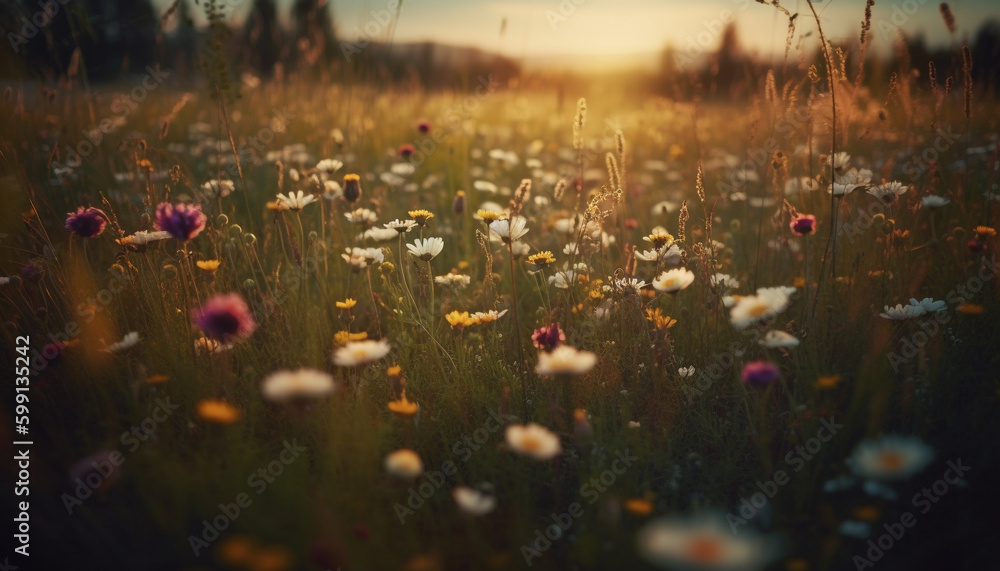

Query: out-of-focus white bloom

[201,179,235,198]
[106,331,140,353]
[261,368,335,402]
[921,195,950,208]
[759,330,800,348]
[118,230,172,246]
[829,168,873,195]
[637,511,782,570]
[453,486,497,516]
[730,286,796,328]
[435,273,472,289]
[784,177,820,195]
[536,345,597,376]
[332,339,391,367]
[362,227,399,242]
[711,273,740,293]
[848,435,935,481]
[345,208,378,225]
[384,449,423,479]
[506,423,562,460]
[678,366,696,378]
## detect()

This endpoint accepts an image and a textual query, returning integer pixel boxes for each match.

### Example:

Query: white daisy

[908,297,946,314]
[489,216,529,244]
[867,181,908,204]
[548,270,579,289]
[276,190,317,211]
[406,237,445,261]
[611,277,647,296]
[316,158,344,175]
[385,219,418,234]
[829,168,872,195]
[652,268,695,293]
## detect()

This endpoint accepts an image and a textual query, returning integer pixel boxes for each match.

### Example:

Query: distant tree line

[653,21,1000,101]
[0,0,520,90]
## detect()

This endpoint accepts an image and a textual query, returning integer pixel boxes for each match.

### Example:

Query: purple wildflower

[193,293,257,342]
[65,207,108,238]
[155,202,206,241]
[532,323,566,353]
[742,360,781,386]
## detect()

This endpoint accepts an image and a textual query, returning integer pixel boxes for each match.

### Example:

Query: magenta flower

[417,120,431,135]
[741,360,781,386]
[155,202,206,241]
[532,323,566,353]
[192,293,257,342]
[65,207,108,238]
[790,214,817,237]
[399,143,415,158]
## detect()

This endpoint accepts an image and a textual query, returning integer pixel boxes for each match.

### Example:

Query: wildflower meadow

[1,0,999,569]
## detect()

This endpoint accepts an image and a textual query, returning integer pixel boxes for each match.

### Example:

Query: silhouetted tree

[243,0,282,77]
[291,0,337,68]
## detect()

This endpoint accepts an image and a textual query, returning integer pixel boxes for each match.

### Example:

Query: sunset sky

[160,0,999,68]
